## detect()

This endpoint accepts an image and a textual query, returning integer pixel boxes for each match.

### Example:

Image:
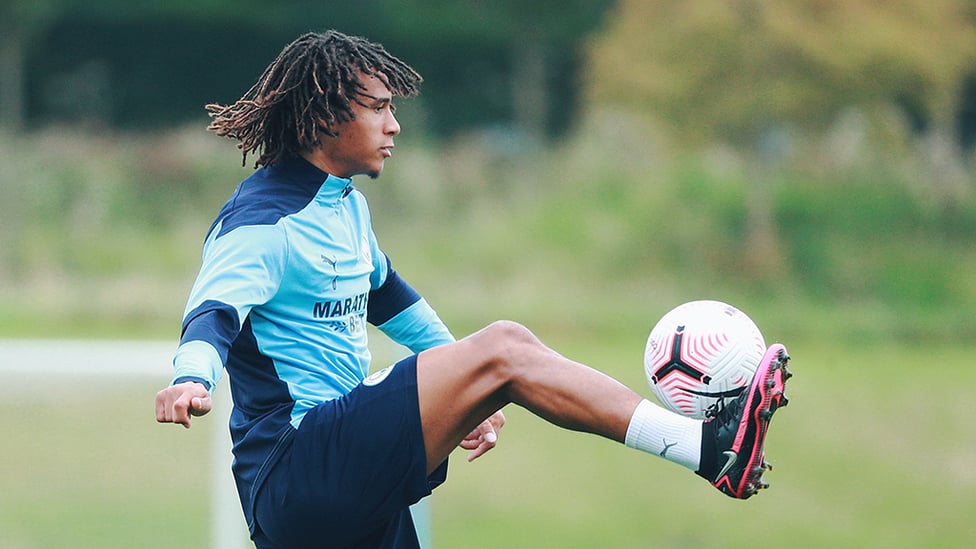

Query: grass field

[2,337,973,548]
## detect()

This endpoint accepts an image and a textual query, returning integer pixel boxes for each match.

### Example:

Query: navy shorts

[252,355,448,548]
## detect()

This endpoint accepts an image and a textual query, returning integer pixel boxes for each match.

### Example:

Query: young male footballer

[155,30,792,548]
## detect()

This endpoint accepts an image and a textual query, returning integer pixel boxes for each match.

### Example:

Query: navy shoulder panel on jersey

[210,156,329,238]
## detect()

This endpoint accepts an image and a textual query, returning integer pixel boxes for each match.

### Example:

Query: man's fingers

[463,419,499,462]
[477,420,497,443]
[189,396,213,416]
[466,439,493,462]
[173,393,194,428]
[155,383,211,428]
[155,396,167,423]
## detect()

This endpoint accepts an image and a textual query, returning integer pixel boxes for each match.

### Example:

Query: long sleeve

[171,220,288,390]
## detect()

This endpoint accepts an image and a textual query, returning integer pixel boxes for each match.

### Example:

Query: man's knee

[482,318,539,344]
[471,320,544,370]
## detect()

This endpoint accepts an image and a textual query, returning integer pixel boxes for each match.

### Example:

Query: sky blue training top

[170,155,454,529]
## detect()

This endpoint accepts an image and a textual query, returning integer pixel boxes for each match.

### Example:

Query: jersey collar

[269,155,354,206]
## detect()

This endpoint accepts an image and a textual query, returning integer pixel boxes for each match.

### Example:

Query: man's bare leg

[416,321,648,470]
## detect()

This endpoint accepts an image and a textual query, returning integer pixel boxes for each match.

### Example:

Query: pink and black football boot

[696,344,792,499]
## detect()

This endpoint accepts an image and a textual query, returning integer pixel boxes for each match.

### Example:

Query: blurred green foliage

[587,0,976,145]
[0,0,974,342]
[2,109,972,344]
[4,0,614,137]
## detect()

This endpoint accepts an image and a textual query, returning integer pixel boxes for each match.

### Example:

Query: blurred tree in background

[586,0,976,276]
[588,0,976,147]
[1,0,975,340]
[4,0,975,147]
[3,0,615,140]
[5,1,976,153]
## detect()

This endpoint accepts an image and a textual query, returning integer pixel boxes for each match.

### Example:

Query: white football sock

[625,399,702,471]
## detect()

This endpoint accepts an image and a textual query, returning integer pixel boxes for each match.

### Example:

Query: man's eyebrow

[352,93,393,109]
[356,93,392,106]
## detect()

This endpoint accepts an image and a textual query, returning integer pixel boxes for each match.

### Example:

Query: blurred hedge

[2,111,972,343]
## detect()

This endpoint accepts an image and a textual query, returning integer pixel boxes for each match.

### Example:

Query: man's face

[319,74,400,179]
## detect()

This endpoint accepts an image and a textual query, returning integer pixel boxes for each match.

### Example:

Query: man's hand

[459,410,506,462]
[155,381,212,429]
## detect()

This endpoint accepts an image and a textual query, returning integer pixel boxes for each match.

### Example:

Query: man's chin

[366,163,385,179]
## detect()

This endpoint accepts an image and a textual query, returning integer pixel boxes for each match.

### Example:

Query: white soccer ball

[644,300,766,419]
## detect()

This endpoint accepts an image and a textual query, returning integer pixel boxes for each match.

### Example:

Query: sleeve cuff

[171,340,224,392]
[171,376,214,392]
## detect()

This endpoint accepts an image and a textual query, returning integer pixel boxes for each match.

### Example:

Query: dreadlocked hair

[205,30,422,168]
